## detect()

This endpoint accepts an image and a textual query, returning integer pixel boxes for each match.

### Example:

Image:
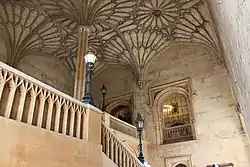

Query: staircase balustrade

[0,61,144,166]
[0,62,100,140]
[102,121,144,167]
[110,114,138,138]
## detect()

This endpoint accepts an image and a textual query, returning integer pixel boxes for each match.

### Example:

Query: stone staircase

[0,61,144,167]
[102,121,143,167]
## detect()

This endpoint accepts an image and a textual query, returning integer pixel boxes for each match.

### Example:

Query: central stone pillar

[74,26,90,100]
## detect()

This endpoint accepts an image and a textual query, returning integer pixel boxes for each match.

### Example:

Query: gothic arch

[106,100,134,125]
[106,100,132,115]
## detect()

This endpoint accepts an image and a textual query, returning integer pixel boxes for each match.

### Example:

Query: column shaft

[74,27,90,100]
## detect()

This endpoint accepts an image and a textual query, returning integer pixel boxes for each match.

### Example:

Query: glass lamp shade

[135,113,144,130]
[138,120,144,129]
[85,52,96,63]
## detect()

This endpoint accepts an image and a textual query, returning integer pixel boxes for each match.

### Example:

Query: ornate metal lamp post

[82,52,96,105]
[101,84,107,111]
[135,113,145,164]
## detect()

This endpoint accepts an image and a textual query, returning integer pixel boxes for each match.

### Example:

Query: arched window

[110,105,132,125]
[162,92,194,144]
[175,163,188,167]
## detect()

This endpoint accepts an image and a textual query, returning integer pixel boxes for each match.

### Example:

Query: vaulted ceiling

[0,0,222,81]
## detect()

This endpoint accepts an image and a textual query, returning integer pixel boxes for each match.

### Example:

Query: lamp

[101,84,107,111]
[84,52,96,64]
[135,113,145,164]
[82,52,96,105]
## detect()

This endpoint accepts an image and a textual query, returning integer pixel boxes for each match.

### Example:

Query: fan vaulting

[0,0,222,81]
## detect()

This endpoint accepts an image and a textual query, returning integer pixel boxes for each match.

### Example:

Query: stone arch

[106,100,134,125]
[106,100,132,114]
[152,86,190,145]
[174,163,188,167]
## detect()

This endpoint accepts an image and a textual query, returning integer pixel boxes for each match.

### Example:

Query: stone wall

[93,44,250,167]
[92,65,136,107]
[0,36,7,63]
[145,44,250,167]
[0,39,74,96]
[19,55,74,96]
[207,0,250,136]
[0,117,102,167]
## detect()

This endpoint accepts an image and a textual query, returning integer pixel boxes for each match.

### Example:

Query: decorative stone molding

[149,78,192,106]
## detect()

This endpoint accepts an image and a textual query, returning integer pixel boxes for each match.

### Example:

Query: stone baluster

[115,142,119,164]
[110,137,114,161]
[134,159,137,167]
[129,157,132,167]
[119,146,123,166]
[27,88,38,124]
[69,107,75,137]
[106,134,110,157]
[46,96,55,130]
[16,85,27,121]
[54,98,63,132]
[128,158,131,167]
[62,103,69,135]
[102,129,106,152]
[37,91,47,127]
[123,150,126,167]
[0,70,7,100]
[5,80,17,118]
[76,109,82,138]
[81,112,85,139]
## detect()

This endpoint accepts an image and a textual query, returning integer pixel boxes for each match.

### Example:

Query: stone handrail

[101,121,144,167]
[109,114,138,138]
[0,61,101,141]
